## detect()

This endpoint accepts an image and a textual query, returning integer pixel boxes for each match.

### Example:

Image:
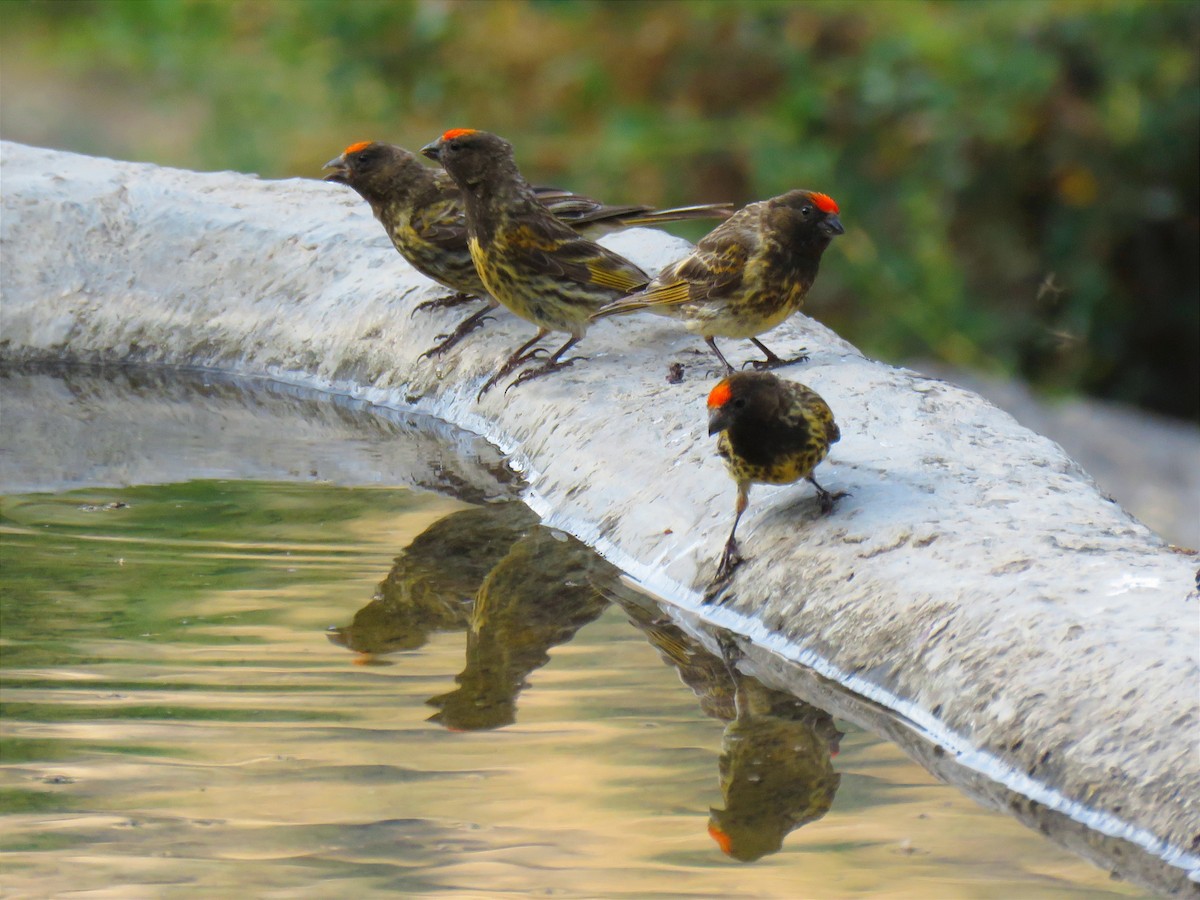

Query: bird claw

[434,314,495,341]
[412,292,478,317]
[503,355,588,394]
[704,541,744,602]
[477,350,539,401]
[745,351,809,371]
[419,315,495,360]
[817,489,849,515]
[714,631,744,669]
[476,372,506,401]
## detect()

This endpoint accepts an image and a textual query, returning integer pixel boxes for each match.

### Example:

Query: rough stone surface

[2,142,1197,888]
[911,359,1200,551]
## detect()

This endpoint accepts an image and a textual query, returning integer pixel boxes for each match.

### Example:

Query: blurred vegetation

[1,0,1196,419]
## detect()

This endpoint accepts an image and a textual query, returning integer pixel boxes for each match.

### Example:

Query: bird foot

[419,314,495,360]
[476,343,553,400]
[703,541,744,602]
[411,292,479,317]
[504,355,588,394]
[816,489,849,515]
[714,631,744,672]
[745,350,809,371]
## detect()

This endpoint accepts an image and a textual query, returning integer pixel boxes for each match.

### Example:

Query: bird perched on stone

[705,371,843,587]
[324,140,729,359]
[592,189,844,372]
[324,141,492,357]
[420,128,652,398]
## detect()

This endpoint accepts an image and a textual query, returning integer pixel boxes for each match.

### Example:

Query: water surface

[0,368,1150,897]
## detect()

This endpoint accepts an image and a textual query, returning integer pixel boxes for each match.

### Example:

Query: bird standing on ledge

[421,128,652,398]
[323,141,731,359]
[592,190,844,373]
[705,371,843,587]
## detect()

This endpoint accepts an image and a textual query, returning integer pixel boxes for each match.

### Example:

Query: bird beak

[420,139,443,162]
[820,214,845,237]
[322,154,350,184]
[708,406,732,436]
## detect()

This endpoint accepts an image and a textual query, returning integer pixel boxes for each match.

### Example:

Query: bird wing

[671,227,753,302]
[501,219,650,293]
[601,223,753,315]
[788,383,841,446]
[409,190,471,254]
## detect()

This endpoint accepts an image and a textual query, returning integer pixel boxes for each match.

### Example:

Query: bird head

[707,372,786,436]
[322,141,424,200]
[779,190,845,245]
[421,128,516,189]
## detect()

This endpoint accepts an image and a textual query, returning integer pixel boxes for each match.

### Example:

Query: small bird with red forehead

[324,140,730,359]
[705,371,843,589]
[324,141,491,355]
[592,189,844,373]
[420,129,653,398]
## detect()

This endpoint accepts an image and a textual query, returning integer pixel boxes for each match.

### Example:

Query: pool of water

[0,367,1152,898]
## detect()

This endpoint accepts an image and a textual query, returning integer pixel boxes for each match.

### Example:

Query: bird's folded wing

[410,195,470,253]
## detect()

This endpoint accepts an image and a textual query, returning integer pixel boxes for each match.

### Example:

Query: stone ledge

[2,141,1196,892]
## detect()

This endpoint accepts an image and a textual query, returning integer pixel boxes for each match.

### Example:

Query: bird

[325,502,539,660]
[591,189,844,373]
[323,140,731,358]
[705,371,843,587]
[426,525,615,731]
[420,128,653,398]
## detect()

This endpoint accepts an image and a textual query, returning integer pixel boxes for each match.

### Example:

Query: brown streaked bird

[420,128,653,398]
[592,189,844,372]
[324,141,731,358]
[705,371,843,587]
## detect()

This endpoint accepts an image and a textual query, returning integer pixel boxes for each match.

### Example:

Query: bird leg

[704,337,736,374]
[504,336,587,393]
[708,485,749,597]
[419,305,496,359]
[412,291,481,317]
[476,330,549,401]
[808,475,848,515]
[714,534,744,582]
[746,337,809,370]
[714,630,745,685]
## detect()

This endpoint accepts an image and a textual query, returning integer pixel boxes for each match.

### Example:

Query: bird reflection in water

[328,499,616,728]
[426,525,616,730]
[329,501,842,861]
[326,502,539,660]
[606,584,843,862]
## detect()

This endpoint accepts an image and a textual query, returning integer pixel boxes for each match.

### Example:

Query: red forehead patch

[344,141,372,155]
[708,821,733,856]
[811,192,839,214]
[441,128,478,141]
[707,379,733,409]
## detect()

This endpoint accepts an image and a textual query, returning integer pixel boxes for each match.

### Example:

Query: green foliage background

[2,0,1196,419]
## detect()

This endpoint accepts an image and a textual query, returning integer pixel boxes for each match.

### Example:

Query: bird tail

[614,203,734,227]
[589,292,651,321]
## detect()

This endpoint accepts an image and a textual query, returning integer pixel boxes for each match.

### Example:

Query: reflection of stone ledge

[2,142,1196,891]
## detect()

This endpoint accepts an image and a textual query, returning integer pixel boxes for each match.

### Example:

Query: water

[0,367,1153,897]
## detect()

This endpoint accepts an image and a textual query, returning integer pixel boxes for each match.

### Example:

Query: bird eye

[733,397,747,409]
[801,205,813,216]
